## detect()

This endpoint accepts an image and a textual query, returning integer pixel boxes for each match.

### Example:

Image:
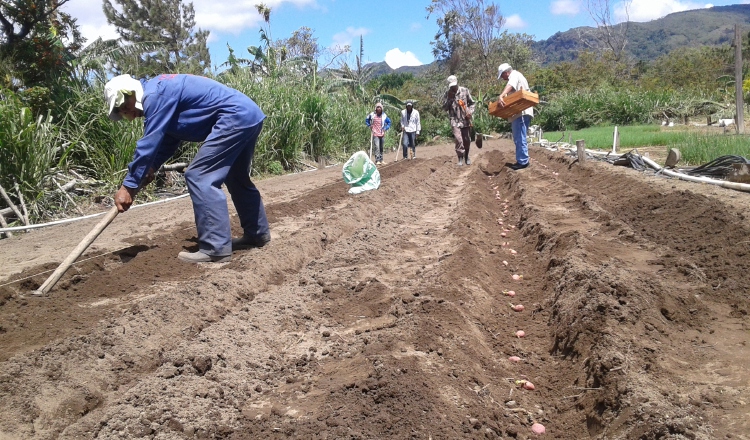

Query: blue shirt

[123,74,265,189]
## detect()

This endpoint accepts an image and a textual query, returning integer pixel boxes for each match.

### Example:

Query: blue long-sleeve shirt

[123,74,265,189]
[365,111,391,134]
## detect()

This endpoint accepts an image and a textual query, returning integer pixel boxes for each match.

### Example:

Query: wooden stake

[53,178,84,215]
[14,182,29,226]
[369,132,374,162]
[0,212,13,238]
[32,206,119,295]
[734,24,745,134]
[0,182,24,224]
[395,130,403,162]
[612,126,619,154]
[576,140,586,163]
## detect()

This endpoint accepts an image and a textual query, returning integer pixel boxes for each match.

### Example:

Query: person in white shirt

[497,63,533,170]
[400,100,421,160]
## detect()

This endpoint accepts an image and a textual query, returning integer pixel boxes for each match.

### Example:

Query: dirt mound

[0,141,748,439]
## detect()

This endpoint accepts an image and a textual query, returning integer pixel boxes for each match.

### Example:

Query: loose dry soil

[0,139,748,440]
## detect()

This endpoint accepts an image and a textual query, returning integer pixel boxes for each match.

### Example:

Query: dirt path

[0,140,748,439]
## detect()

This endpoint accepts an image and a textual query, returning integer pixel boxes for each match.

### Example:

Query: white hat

[497,63,512,79]
[446,75,458,88]
[104,74,144,121]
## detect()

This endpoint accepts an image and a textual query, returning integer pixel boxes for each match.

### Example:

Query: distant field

[542,125,750,165]
[541,125,690,150]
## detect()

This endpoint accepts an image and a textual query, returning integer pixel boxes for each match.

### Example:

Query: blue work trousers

[402,132,416,158]
[185,120,269,257]
[511,115,532,166]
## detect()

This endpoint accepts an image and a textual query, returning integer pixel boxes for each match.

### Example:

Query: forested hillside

[534,4,750,64]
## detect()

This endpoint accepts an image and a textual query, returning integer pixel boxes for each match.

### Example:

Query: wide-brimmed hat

[497,63,512,79]
[446,75,458,87]
[104,74,144,121]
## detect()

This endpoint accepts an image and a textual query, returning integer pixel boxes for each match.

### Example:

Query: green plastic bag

[342,151,381,194]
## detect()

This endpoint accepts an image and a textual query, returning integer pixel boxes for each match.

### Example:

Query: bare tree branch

[585,0,631,60]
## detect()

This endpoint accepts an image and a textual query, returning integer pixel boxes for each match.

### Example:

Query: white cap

[104,74,144,121]
[497,63,512,79]
[446,75,458,88]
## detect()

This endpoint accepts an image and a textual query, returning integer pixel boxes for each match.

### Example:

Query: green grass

[543,125,692,150]
[543,124,750,165]
[667,133,750,165]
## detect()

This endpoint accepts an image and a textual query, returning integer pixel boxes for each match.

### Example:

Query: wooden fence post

[734,24,745,134]
[576,140,586,163]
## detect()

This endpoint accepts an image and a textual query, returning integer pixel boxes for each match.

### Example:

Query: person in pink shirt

[365,102,392,165]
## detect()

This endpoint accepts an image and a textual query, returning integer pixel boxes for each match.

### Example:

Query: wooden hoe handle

[32,206,120,296]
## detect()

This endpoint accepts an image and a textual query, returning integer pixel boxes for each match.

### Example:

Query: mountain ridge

[363,3,750,76]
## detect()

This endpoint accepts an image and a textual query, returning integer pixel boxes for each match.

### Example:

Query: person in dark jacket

[442,75,476,166]
[104,74,271,263]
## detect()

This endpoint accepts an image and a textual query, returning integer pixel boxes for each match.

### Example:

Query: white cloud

[193,0,317,34]
[504,14,527,29]
[62,0,319,43]
[410,22,423,32]
[384,48,423,69]
[77,23,120,44]
[332,27,371,47]
[550,0,581,15]
[62,0,118,43]
[616,0,709,22]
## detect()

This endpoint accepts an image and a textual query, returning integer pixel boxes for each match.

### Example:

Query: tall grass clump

[222,70,372,172]
[57,81,143,187]
[535,87,722,132]
[667,133,750,165]
[0,90,63,215]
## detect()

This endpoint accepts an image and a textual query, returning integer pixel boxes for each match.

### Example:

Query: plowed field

[1,139,748,439]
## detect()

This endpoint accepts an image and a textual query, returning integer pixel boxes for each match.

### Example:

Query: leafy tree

[640,46,731,94]
[283,26,318,60]
[372,72,414,94]
[426,0,505,70]
[492,31,534,73]
[0,0,84,87]
[531,50,632,94]
[102,0,210,76]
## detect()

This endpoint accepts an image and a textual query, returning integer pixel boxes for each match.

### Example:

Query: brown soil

[1,139,749,440]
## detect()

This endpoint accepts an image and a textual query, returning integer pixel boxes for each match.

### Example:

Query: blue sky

[63,0,743,71]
